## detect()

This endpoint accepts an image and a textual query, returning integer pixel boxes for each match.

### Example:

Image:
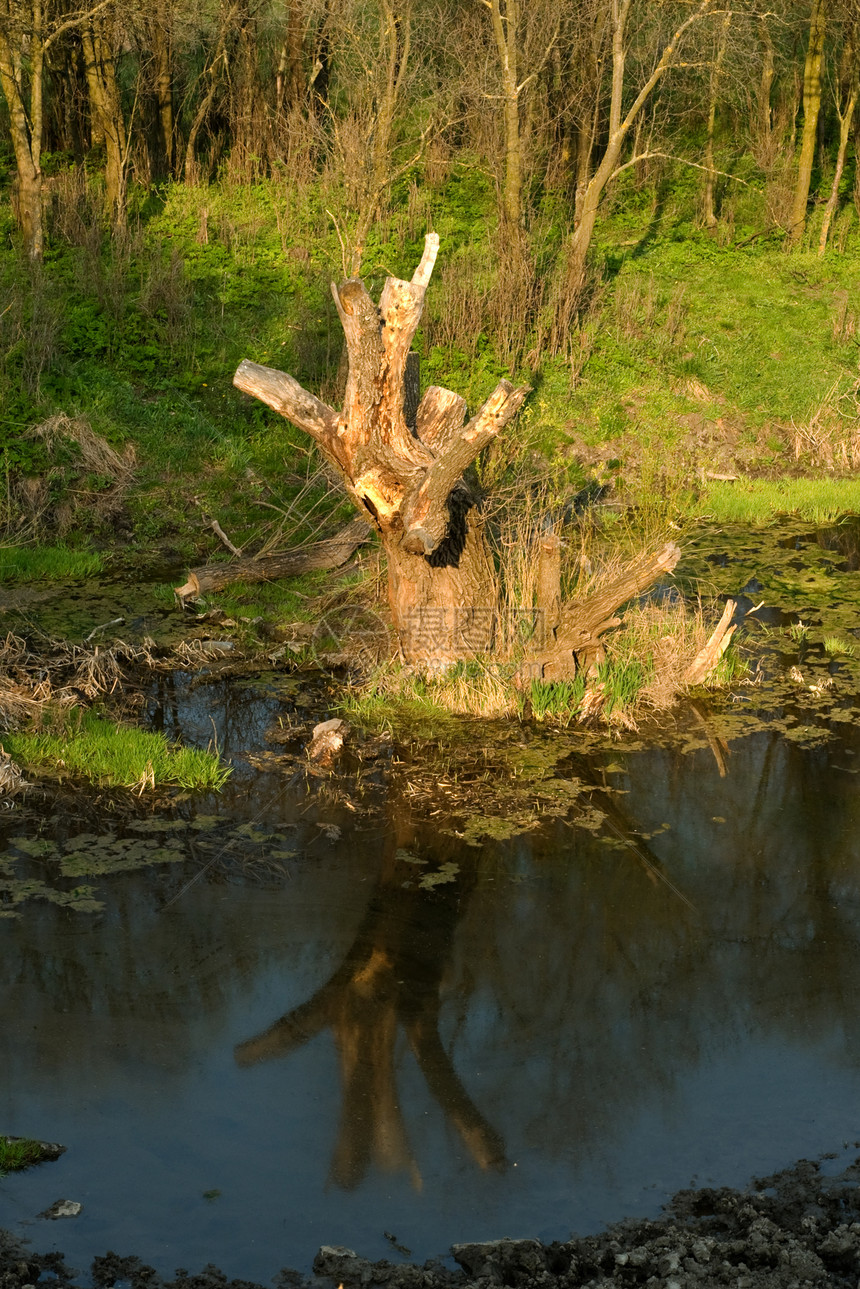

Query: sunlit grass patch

[0,1136,44,1176]
[0,545,104,583]
[4,709,230,792]
[695,477,860,525]
[526,676,587,726]
[823,636,856,657]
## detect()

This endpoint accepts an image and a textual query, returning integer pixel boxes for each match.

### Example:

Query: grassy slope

[1,167,860,567]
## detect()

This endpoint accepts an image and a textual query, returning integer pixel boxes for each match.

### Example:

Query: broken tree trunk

[174,516,370,602]
[234,235,679,670]
[532,541,682,680]
[234,234,530,665]
[684,598,737,685]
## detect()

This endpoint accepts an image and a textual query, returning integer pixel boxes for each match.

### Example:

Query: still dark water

[2,679,860,1282]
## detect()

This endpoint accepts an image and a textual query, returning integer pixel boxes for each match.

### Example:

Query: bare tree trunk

[818,33,858,255]
[183,0,236,181]
[275,0,304,114]
[350,0,413,252]
[703,8,731,228]
[234,235,530,665]
[174,517,371,602]
[81,11,127,226]
[488,0,523,226]
[788,0,827,249]
[0,4,45,259]
[567,0,715,281]
[758,16,775,146]
[151,0,174,174]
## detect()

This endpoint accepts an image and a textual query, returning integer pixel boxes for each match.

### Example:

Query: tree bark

[533,541,681,679]
[818,32,858,256]
[0,2,45,259]
[81,9,127,226]
[703,8,731,229]
[488,0,523,226]
[275,1,305,114]
[150,0,175,175]
[788,0,827,249]
[685,598,736,685]
[234,234,530,665]
[567,0,715,282]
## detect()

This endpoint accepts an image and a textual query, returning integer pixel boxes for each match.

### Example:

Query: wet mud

[1,1153,859,1289]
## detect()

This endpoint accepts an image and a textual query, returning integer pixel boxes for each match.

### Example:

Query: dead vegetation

[6,414,135,539]
[791,378,860,469]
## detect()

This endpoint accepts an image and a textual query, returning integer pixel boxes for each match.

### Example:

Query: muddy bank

[2,1154,858,1289]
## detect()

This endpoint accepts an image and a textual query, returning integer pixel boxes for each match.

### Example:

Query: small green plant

[527,676,586,725]
[597,656,649,714]
[4,709,231,792]
[0,1136,44,1177]
[704,642,749,686]
[823,636,856,657]
[788,620,810,643]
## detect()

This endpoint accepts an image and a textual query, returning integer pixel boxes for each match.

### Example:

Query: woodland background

[1,0,859,558]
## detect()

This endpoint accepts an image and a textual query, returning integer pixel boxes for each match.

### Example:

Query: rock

[451,1238,546,1283]
[307,718,349,767]
[38,1200,82,1219]
[313,1246,370,1282]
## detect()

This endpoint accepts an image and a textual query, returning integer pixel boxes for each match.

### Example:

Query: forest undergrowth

[1,152,859,742]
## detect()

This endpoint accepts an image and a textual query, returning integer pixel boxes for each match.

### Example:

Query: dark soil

[2,1155,859,1289]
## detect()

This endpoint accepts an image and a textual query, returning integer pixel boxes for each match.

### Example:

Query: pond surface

[3,694,860,1281]
[2,525,860,1282]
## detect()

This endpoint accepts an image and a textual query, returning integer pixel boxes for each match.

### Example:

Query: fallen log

[174,516,372,603]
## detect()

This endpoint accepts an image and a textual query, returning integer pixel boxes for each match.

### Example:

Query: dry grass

[790,379,860,469]
[10,414,136,537]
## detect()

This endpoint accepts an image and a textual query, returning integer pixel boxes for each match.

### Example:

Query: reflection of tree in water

[235,829,506,1189]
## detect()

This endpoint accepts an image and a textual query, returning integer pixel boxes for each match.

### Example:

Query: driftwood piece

[174,516,371,602]
[685,598,737,685]
[535,541,682,680]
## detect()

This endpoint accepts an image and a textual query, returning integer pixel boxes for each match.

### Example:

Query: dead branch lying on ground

[173,516,372,602]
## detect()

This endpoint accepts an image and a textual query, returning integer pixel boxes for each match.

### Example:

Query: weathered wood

[415,386,467,451]
[536,541,682,679]
[234,234,531,664]
[535,533,562,636]
[685,598,737,685]
[174,517,371,602]
[401,381,530,555]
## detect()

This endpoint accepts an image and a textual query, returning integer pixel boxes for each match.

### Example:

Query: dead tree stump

[234,234,679,671]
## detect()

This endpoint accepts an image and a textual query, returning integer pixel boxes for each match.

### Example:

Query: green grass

[0,1136,44,1177]
[526,676,586,725]
[693,477,860,525]
[596,656,650,714]
[0,545,104,582]
[4,709,231,792]
[823,636,856,657]
[3,166,860,564]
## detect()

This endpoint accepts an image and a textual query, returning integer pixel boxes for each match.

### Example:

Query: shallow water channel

[3,525,860,1283]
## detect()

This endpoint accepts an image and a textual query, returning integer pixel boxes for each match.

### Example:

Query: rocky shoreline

[2,1155,859,1289]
